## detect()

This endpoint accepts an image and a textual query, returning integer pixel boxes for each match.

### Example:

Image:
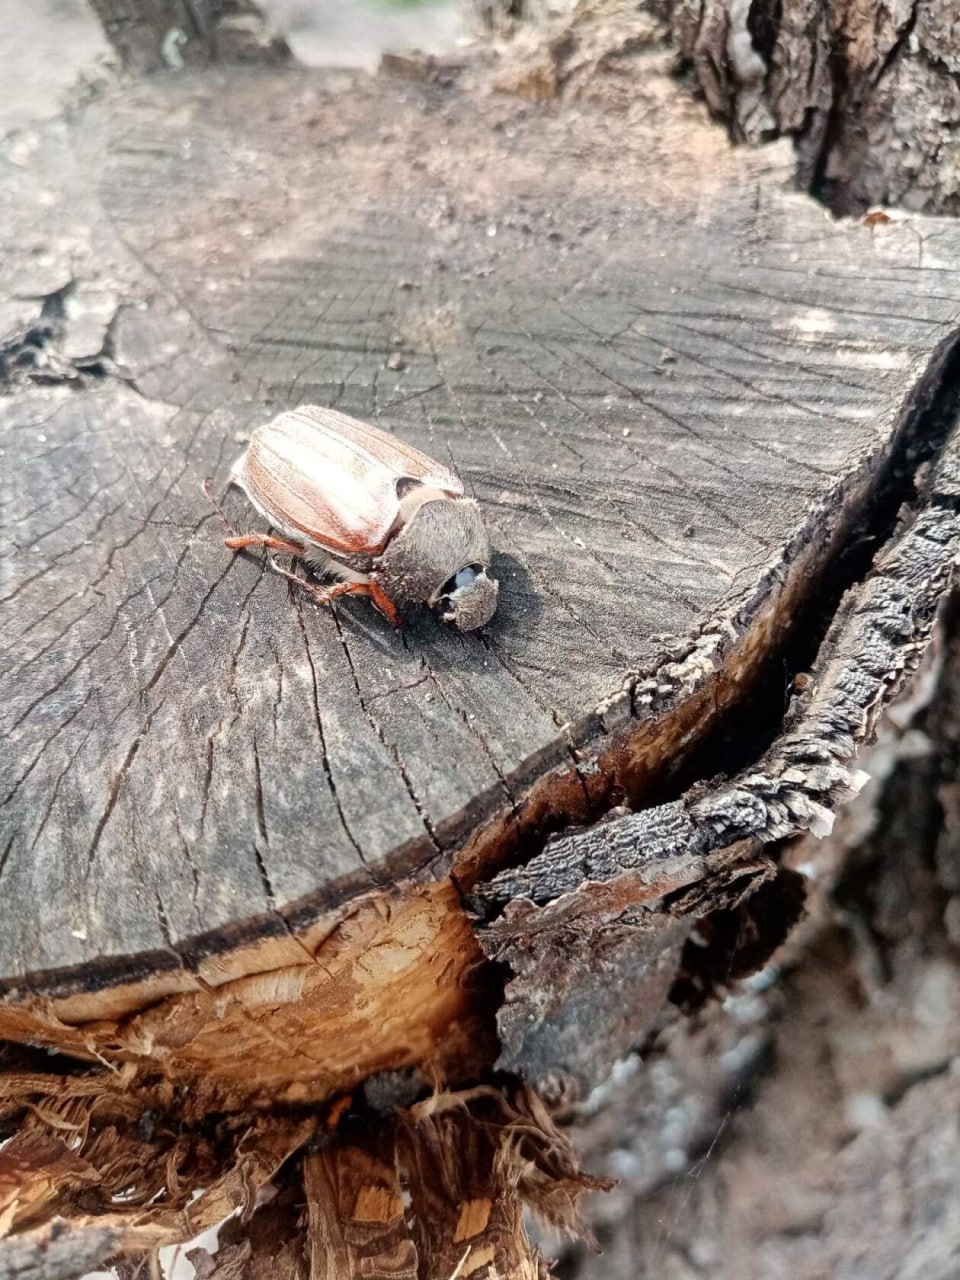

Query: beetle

[203,405,499,630]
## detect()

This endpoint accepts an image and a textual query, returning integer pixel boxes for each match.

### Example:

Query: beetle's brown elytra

[204,406,499,631]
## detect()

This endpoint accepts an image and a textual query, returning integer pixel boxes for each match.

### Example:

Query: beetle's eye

[440,564,483,597]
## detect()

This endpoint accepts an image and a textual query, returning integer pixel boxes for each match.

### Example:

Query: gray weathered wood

[2,49,960,1005]
[0,1219,121,1280]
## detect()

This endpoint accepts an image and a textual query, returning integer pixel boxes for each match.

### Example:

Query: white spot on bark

[161,27,187,70]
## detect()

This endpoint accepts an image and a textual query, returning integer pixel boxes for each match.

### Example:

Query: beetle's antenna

[201,478,237,537]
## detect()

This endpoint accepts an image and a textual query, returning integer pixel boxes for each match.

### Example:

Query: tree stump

[2,11,960,1277]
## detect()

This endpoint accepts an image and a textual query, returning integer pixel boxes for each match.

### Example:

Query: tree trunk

[86,0,288,72]
[2,3,959,1276]
[671,0,960,216]
[557,600,960,1278]
[475,0,960,215]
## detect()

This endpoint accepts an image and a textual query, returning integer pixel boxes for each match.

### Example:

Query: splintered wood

[275,1086,610,1280]
[0,1063,312,1255]
[306,1143,419,1280]
[0,1073,607,1279]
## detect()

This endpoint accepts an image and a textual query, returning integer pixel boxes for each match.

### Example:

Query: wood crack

[473,325,960,914]
[426,668,521,825]
[84,697,165,877]
[293,600,373,875]
[331,609,442,859]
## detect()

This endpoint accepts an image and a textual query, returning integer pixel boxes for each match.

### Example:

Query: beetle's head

[432,563,499,632]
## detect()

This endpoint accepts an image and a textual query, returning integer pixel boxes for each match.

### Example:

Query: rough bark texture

[475,413,960,1084]
[481,0,960,215]
[672,0,960,215]
[0,1219,123,1280]
[555,600,960,1278]
[87,0,289,73]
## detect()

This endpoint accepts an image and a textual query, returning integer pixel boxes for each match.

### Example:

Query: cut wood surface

[2,41,960,1097]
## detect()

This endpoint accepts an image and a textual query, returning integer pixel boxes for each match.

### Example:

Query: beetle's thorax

[374,495,491,607]
[397,483,450,523]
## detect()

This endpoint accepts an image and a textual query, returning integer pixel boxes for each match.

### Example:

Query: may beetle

[205,405,499,631]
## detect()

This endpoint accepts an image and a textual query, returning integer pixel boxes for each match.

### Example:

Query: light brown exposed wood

[305,1143,418,1280]
[0,1072,606,1280]
[0,1062,313,1262]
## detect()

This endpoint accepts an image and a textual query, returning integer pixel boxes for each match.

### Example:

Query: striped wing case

[232,405,463,557]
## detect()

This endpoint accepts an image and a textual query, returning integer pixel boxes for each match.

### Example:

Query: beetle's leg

[265,557,402,626]
[328,580,402,627]
[202,479,307,556]
[224,532,307,556]
[201,478,238,536]
[366,581,403,627]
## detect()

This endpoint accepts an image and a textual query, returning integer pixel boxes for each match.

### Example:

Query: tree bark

[477,0,960,215]
[86,0,288,72]
[556,600,960,1277]
[671,0,960,215]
